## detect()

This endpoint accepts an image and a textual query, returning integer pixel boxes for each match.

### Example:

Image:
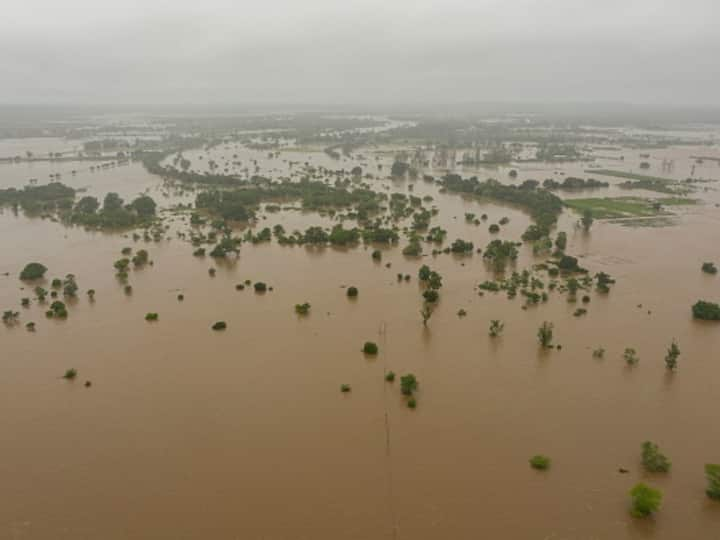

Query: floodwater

[1,134,720,539]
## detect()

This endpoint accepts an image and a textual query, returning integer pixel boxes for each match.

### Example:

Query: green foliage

[592,347,605,359]
[2,310,19,323]
[581,209,594,231]
[371,249,382,261]
[20,262,47,281]
[692,300,720,320]
[400,373,418,396]
[63,368,78,380]
[629,483,662,517]
[362,342,379,355]
[537,321,554,348]
[407,397,417,409]
[212,321,227,331]
[0,183,75,213]
[418,264,431,281]
[129,195,157,217]
[529,455,551,470]
[641,441,671,473]
[483,239,519,272]
[340,384,352,393]
[402,240,422,256]
[489,319,504,337]
[665,340,680,370]
[440,175,563,231]
[624,348,639,365]
[422,289,439,303]
[75,196,100,214]
[48,300,67,318]
[702,262,718,275]
[145,312,159,321]
[390,161,409,177]
[705,464,720,500]
[210,236,240,258]
[450,238,473,254]
[555,231,567,251]
[346,286,358,297]
[132,249,149,266]
[254,282,267,292]
[385,371,395,382]
[295,302,311,315]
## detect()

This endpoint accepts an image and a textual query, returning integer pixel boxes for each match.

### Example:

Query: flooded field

[1,124,720,540]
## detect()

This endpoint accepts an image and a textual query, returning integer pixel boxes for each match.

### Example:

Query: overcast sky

[2,0,719,106]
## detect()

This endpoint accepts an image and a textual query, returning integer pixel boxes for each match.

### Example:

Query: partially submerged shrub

[20,262,47,281]
[624,347,639,365]
[63,368,78,380]
[705,464,720,500]
[385,371,395,382]
[400,373,418,396]
[641,441,671,473]
[537,321,554,348]
[529,455,551,470]
[340,384,351,393]
[211,321,227,331]
[692,300,720,320]
[362,342,379,355]
[629,483,662,517]
[346,286,358,297]
[254,282,267,292]
[145,312,159,321]
[489,319,504,337]
[702,262,717,275]
[295,302,311,315]
[664,340,680,370]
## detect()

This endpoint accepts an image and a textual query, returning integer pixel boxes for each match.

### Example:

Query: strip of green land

[564,197,696,219]
[584,169,675,183]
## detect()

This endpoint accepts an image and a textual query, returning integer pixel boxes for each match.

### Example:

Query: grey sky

[2,0,719,106]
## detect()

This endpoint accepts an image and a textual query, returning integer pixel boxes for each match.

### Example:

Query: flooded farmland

[1,114,720,540]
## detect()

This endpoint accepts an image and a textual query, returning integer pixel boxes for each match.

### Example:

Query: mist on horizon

[2,0,719,107]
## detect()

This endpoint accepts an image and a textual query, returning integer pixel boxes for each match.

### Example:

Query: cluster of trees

[483,239,519,272]
[692,300,720,320]
[0,183,75,213]
[194,180,384,223]
[418,265,443,325]
[440,175,563,234]
[72,193,157,228]
[20,262,47,281]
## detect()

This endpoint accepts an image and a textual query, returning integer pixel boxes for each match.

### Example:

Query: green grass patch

[584,169,674,183]
[565,197,661,218]
[565,196,696,221]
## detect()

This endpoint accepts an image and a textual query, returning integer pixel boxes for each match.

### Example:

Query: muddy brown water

[1,139,720,539]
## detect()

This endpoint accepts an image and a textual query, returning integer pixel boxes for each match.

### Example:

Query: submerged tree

[400,373,418,396]
[705,464,720,500]
[664,340,680,371]
[537,321,554,348]
[489,319,504,337]
[629,483,662,517]
[362,342,379,355]
[581,209,594,231]
[19,262,47,281]
[624,347,639,366]
[420,304,433,326]
[641,441,671,473]
[529,455,551,470]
